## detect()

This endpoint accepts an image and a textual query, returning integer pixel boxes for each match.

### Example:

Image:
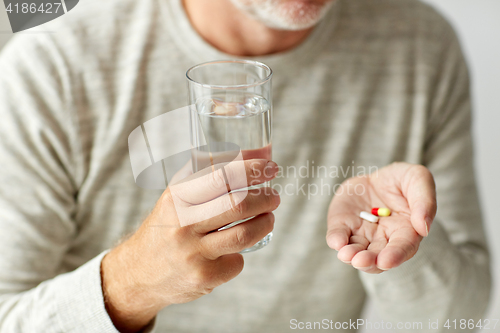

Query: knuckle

[248,161,261,183]
[235,224,252,248]
[176,242,198,264]
[160,189,175,207]
[231,198,247,217]
[208,169,226,192]
[172,227,191,243]
[189,266,213,292]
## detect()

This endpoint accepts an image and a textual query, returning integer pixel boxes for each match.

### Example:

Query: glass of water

[186,60,273,253]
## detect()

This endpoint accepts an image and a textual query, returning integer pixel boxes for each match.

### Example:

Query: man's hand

[326,162,437,274]
[101,159,280,333]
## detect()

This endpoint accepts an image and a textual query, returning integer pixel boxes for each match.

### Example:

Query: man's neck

[182,0,314,57]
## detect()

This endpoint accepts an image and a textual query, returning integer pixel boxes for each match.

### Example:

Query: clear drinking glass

[186,60,273,253]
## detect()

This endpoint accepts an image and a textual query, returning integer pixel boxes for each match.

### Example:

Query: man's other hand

[326,162,437,274]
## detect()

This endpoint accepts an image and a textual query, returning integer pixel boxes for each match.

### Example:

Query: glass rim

[186,60,273,90]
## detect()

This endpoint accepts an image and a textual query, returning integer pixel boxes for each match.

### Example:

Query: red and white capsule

[371,207,391,217]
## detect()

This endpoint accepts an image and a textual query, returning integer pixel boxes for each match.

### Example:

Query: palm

[326,163,436,274]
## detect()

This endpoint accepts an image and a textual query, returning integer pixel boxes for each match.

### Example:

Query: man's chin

[241,0,335,31]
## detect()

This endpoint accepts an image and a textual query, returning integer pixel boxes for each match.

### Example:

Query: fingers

[326,177,372,252]
[211,253,245,285]
[334,222,420,273]
[350,238,387,274]
[188,187,280,233]
[337,235,369,264]
[195,254,245,291]
[376,230,421,270]
[200,213,275,260]
[326,224,351,251]
[169,161,193,184]
[328,162,433,274]
[351,251,379,273]
[371,163,437,237]
[170,159,278,205]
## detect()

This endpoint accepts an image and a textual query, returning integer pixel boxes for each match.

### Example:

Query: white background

[1,1,499,332]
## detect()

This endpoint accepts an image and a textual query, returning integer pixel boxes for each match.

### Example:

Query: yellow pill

[377,208,391,217]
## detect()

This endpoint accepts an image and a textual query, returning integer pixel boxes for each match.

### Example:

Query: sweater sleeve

[358,23,491,331]
[0,33,154,332]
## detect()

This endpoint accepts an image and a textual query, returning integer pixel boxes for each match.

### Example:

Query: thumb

[401,164,437,237]
[170,161,194,185]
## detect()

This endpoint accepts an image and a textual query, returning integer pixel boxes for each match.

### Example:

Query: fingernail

[423,217,432,237]
[265,161,278,177]
[266,161,277,169]
[356,265,373,272]
[378,267,390,271]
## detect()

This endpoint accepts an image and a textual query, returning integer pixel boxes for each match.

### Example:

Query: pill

[360,211,379,223]
[214,105,229,115]
[213,100,239,116]
[371,207,391,217]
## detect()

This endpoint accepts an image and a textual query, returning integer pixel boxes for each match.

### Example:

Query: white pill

[360,211,379,223]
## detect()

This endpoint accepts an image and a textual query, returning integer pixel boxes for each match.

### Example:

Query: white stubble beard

[229,0,336,31]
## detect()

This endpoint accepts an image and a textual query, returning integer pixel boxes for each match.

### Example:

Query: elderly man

[0,0,490,332]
